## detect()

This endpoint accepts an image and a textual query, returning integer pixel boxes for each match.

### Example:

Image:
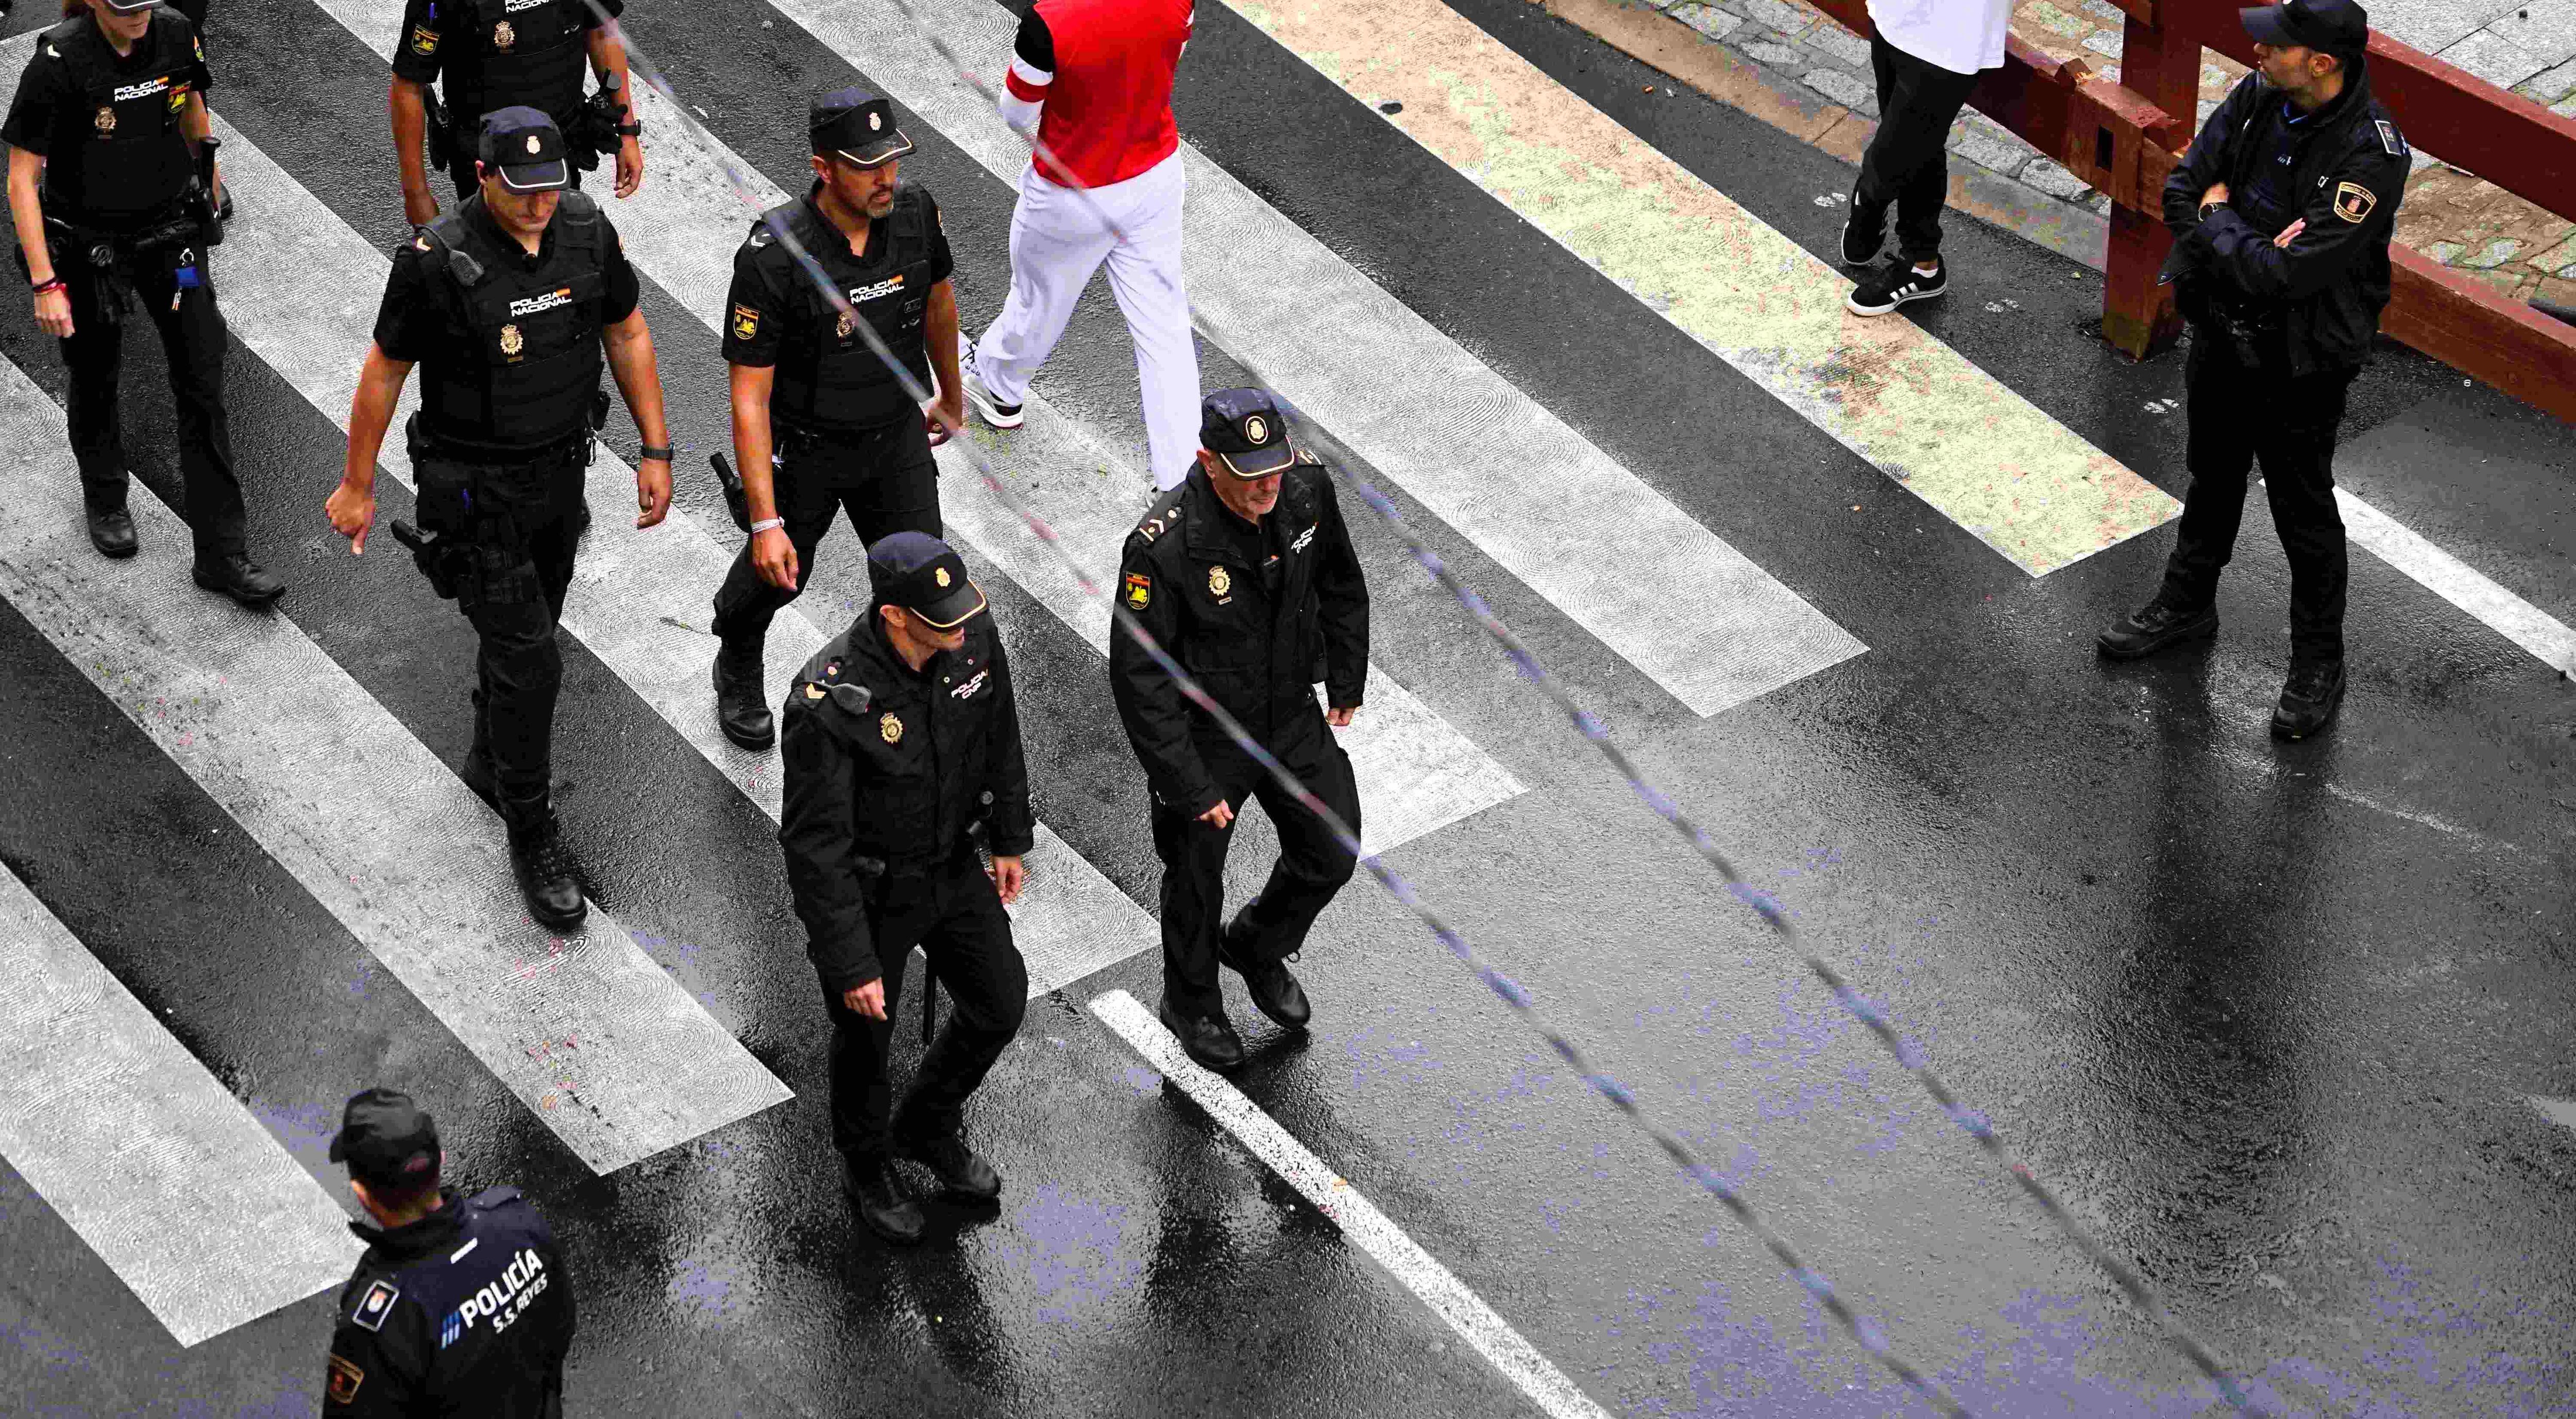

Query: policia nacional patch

[327,1354,365,1404]
[2333,181,2378,224]
[1123,572,1151,610]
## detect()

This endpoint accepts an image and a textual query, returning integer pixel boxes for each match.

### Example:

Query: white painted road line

[2335,489,2576,675]
[1090,991,1613,1419]
[0,356,790,1174]
[768,0,1868,719]
[0,865,362,1346]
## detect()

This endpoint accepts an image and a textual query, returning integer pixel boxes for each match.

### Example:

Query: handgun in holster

[389,518,463,601]
[189,138,225,247]
[709,453,752,534]
[422,89,456,173]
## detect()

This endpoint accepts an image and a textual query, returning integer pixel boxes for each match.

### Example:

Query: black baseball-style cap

[868,532,987,629]
[98,0,159,12]
[2241,0,2370,59]
[479,107,572,192]
[1199,387,1297,479]
[328,1088,442,1190]
[811,87,916,168]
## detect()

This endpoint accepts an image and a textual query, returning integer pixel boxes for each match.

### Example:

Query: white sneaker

[963,369,1024,430]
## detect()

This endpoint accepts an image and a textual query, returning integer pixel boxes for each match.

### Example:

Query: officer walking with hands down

[4,0,279,604]
[326,107,674,929]
[708,89,965,753]
[1112,390,1368,1072]
[2097,0,2404,740]
[779,533,1032,1245]
[391,0,642,226]
[322,1089,574,1417]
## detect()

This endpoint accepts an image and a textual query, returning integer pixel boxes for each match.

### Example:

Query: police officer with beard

[391,0,642,226]
[3,0,277,603]
[323,1088,575,1417]
[708,89,966,754]
[326,108,674,929]
[1112,389,1368,1072]
[779,533,1031,1244]
[2098,0,2404,740]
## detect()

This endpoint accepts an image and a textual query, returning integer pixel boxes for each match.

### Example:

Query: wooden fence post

[2103,5,2197,359]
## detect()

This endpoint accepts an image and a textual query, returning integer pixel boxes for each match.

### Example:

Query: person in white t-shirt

[1843,0,2013,316]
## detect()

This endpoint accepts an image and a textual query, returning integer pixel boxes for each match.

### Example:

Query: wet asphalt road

[0,0,2571,1414]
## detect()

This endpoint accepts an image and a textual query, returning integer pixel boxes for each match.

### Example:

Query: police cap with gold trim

[867,531,985,629]
[1199,387,1297,478]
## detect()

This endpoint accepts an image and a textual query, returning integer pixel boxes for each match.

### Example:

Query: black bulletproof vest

[369,1188,569,1412]
[417,193,607,449]
[765,190,938,430]
[442,0,588,128]
[39,14,197,223]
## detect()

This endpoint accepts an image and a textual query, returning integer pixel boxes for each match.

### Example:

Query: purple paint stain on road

[999,1186,1142,1325]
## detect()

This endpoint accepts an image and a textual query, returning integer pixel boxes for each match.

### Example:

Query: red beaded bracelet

[29,278,64,296]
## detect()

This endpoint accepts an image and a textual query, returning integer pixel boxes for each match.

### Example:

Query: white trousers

[972,152,1201,489]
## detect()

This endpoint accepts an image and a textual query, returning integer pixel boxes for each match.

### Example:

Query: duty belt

[42,204,205,329]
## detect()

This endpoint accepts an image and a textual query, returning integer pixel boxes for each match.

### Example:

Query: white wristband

[749,517,785,534]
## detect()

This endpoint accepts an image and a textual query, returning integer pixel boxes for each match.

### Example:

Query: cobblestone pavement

[1631,0,2576,303]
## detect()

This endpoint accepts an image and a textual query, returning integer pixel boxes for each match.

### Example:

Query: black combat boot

[2270,657,2346,740]
[2097,595,2217,660]
[502,799,586,932]
[897,1131,1003,1203]
[1217,917,1311,1031]
[712,631,774,749]
[845,1159,926,1244]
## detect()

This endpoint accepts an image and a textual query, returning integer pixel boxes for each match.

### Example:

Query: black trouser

[2159,334,2358,664]
[1857,30,1983,264]
[58,240,246,560]
[1153,713,1360,1019]
[411,433,592,822]
[822,849,1027,1164]
[710,414,941,641]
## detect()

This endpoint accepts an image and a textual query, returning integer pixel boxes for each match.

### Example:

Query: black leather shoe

[1217,927,1311,1032]
[712,633,774,750]
[1157,996,1244,1073]
[191,553,284,608]
[2097,596,2217,660]
[899,1132,1002,1202]
[505,809,587,932]
[87,505,138,559]
[2270,658,2346,740]
[845,1160,926,1244]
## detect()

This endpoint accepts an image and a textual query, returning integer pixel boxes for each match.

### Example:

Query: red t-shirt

[1006,0,1193,189]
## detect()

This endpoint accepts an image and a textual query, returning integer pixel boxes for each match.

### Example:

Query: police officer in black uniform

[325,108,674,928]
[391,0,641,227]
[708,88,967,753]
[1111,389,1369,1072]
[2099,0,2404,740]
[779,532,1031,1244]
[3,0,278,603]
[322,1088,575,1417]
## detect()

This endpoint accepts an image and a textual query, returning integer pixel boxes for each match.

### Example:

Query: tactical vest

[38,13,199,223]
[442,0,589,128]
[359,1188,567,1405]
[763,190,938,431]
[416,192,607,449]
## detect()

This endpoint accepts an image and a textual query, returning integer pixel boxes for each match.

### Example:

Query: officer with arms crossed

[326,108,675,928]
[1111,390,1368,1072]
[779,533,1032,1244]
[3,0,279,604]
[391,0,642,225]
[708,89,965,753]
[322,1088,575,1417]
[2097,0,2403,740]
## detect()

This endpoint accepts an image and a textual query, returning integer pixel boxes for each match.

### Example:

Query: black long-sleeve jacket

[1109,462,1368,818]
[323,1188,574,1418]
[2159,63,2410,374]
[778,612,1034,992]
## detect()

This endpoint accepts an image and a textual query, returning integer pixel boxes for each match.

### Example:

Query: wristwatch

[2198,197,2227,222]
[637,443,672,463]
[615,119,643,138]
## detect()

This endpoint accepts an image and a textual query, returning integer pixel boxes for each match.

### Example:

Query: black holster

[42,208,203,329]
[423,89,455,173]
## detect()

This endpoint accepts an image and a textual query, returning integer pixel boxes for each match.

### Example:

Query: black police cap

[328,1088,442,1190]
[811,87,916,168]
[1199,387,1297,478]
[868,532,986,629]
[2241,0,2369,59]
[479,106,572,193]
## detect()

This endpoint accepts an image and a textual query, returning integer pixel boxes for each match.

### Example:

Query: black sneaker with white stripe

[1846,257,1948,316]
[1839,196,1886,267]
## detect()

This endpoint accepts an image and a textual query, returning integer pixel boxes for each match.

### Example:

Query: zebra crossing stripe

[0,352,791,1174]
[0,864,363,1346]
[767,0,1867,718]
[313,0,1523,857]
[1211,0,2179,579]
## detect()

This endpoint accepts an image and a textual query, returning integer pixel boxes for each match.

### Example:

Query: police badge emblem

[835,307,856,340]
[2331,181,2378,224]
[869,112,883,132]
[500,324,524,356]
[494,20,516,49]
[526,134,541,156]
[93,106,115,134]
[879,713,904,744]
[934,567,951,588]
[1243,414,1268,445]
[1208,565,1231,597]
